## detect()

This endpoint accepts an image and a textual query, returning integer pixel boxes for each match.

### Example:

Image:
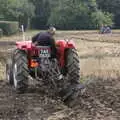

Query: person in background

[99,24,112,34]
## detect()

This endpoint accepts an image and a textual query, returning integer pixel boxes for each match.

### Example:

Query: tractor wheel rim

[6,64,10,82]
[7,71,10,82]
[13,63,17,88]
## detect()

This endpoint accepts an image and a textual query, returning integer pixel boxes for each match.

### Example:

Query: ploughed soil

[0,77,120,120]
[0,55,120,120]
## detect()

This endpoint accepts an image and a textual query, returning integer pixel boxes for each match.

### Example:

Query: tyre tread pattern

[66,48,80,84]
[13,49,28,93]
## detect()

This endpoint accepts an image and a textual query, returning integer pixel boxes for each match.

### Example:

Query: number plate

[39,48,51,58]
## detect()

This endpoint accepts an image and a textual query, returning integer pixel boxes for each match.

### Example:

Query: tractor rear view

[6,39,82,102]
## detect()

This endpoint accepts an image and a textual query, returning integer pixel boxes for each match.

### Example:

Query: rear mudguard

[16,41,33,51]
[56,40,75,67]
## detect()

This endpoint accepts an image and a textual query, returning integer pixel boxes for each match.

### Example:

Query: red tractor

[6,40,81,101]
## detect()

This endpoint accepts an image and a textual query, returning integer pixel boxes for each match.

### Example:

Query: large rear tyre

[60,48,81,102]
[13,49,29,93]
[65,48,80,84]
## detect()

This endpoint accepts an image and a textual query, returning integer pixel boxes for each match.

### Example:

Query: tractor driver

[32,27,57,58]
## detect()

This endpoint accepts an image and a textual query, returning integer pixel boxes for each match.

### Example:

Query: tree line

[0,0,120,30]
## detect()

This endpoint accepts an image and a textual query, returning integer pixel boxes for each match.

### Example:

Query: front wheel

[6,59,13,85]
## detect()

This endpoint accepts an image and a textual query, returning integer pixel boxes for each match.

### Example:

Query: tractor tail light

[30,60,39,68]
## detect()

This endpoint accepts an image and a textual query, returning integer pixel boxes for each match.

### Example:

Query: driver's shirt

[32,32,57,58]
[32,32,53,45]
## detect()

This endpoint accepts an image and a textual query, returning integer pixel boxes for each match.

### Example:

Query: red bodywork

[16,40,75,68]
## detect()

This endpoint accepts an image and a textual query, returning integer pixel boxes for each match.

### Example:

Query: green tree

[96,0,120,28]
[91,11,113,28]
[0,0,35,29]
[48,0,113,29]
[30,0,51,29]
[0,0,9,19]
